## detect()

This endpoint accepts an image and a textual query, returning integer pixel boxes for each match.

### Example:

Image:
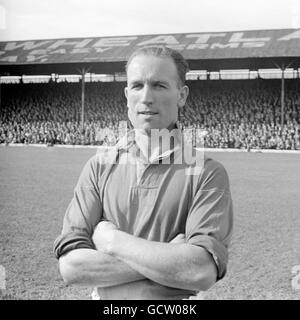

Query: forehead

[126,54,179,83]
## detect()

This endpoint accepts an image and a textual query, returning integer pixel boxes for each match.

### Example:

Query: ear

[177,85,189,109]
[124,87,130,109]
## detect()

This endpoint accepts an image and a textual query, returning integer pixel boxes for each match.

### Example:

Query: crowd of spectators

[182,79,300,150]
[1,79,300,150]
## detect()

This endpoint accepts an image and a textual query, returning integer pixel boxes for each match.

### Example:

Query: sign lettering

[186,33,226,43]
[230,32,270,43]
[278,29,300,41]
[137,35,179,46]
[93,37,137,47]
[0,29,298,64]
[5,40,51,51]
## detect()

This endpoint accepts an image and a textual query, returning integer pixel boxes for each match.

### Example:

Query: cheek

[127,96,139,123]
[161,96,179,114]
[127,94,138,109]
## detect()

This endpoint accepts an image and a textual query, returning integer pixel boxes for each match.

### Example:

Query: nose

[141,84,154,105]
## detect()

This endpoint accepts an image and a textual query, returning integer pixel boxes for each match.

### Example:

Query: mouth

[138,111,159,116]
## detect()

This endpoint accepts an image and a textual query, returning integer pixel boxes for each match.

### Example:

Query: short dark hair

[125,46,189,87]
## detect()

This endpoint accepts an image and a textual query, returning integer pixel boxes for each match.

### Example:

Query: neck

[134,123,179,161]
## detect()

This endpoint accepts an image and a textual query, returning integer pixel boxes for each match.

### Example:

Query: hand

[92,220,118,253]
[169,233,186,244]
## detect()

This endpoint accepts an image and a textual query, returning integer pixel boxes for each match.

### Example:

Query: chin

[140,126,156,135]
[136,122,160,131]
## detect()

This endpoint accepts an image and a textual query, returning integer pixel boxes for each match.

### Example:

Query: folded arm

[58,229,186,288]
[58,248,145,287]
[55,156,146,288]
[93,221,217,291]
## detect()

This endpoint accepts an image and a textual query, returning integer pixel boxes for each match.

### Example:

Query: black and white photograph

[0,0,299,303]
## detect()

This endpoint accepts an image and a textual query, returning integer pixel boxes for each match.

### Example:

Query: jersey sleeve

[53,154,103,259]
[185,158,234,280]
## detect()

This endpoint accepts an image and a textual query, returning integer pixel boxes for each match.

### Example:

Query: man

[53,46,233,300]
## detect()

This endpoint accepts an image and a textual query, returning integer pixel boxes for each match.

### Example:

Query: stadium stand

[1,79,300,150]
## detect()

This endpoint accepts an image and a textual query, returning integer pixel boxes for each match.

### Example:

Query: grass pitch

[0,146,299,300]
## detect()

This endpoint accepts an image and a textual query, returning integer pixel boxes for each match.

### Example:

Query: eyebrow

[129,79,170,86]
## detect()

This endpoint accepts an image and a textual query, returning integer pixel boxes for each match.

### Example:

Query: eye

[154,83,166,89]
[131,83,143,89]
